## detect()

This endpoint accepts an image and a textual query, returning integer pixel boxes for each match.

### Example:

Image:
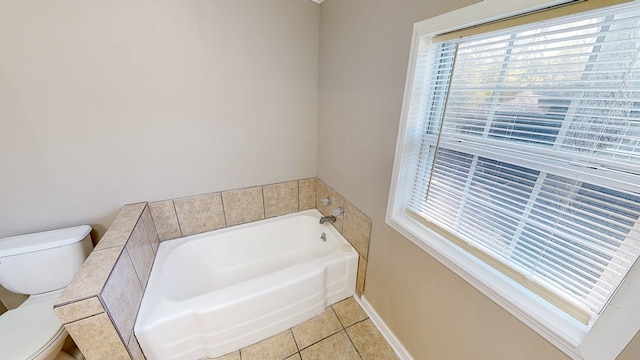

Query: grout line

[170,200,184,237]
[296,180,300,211]
[331,306,347,329]
[138,210,156,256]
[290,328,300,352]
[342,326,364,360]
[142,204,160,245]
[344,317,370,330]
[218,300,372,359]
[295,328,346,352]
[124,247,144,291]
[340,299,369,360]
[97,294,131,355]
[261,186,266,219]
[293,306,346,352]
[220,193,228,227]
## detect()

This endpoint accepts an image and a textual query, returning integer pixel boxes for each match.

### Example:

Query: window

[388,1,640,358]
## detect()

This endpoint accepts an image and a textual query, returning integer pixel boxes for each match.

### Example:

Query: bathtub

[134,209,358,360]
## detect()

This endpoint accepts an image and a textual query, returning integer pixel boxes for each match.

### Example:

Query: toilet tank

[0,226,93,295]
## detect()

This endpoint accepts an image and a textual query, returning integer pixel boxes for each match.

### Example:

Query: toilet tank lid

[0,225,92,258]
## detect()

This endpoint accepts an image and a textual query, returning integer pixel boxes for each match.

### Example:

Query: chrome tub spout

[319,215,336,224]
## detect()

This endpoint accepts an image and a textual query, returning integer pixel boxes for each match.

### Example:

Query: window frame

[386,0,640,358]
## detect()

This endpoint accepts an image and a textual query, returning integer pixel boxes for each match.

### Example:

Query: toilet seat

[0,291,68,360]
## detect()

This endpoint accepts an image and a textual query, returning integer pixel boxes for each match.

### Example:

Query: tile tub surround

[316,179,372,296]
[148,178,318,241]
[55,177,374,359]
[53,203,158,360]
[147,177,371,295]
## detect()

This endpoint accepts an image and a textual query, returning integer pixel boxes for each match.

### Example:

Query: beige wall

[0,0,319,239]
[317,0,639,359]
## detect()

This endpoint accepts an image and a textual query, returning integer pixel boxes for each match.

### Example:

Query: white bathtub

[134,209,358,360]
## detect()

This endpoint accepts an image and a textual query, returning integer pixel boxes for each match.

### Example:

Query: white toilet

[0,225,93,360]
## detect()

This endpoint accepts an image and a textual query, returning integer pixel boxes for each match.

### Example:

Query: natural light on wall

[387,0,640,359]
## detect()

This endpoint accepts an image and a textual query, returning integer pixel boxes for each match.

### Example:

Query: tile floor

[207,297,398,360]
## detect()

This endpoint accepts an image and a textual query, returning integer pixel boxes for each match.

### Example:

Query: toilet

[0,225,93,360]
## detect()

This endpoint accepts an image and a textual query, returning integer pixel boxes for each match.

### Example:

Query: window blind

[408,2,640,323]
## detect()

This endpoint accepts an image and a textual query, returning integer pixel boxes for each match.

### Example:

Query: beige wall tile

[57,247,123,304]
[346,319,398,360]
[240,330,297,360]
[298,331,360,360]
[100,251,144,343]
[94,213,139,251]
[343,202,371,259]
[292,309,343,349]
[285,354,302,360]
[264,181,299,218]
[65,313,130,360]
[125,219,155,289]
[174,192,226,236]
[332,297,368,328]
[298,178,316,210]
[222,186,265,226]
[316,179,345,232]
[357,255,367,297]
[116,202,147,219]
[141,204,160,254]
[128,335,146,360]
[149,200,182,241]
[54,296,104,325]
[95,202,147,251]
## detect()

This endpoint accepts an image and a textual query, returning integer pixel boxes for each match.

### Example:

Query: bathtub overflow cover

[320,232,327,242]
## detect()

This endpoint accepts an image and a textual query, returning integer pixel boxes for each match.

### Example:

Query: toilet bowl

[0,291,75,360]
[0,226,93,360]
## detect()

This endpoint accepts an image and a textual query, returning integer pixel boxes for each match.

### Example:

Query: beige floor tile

[285,354,302,360]
[332,297,368,328]
[241,330,298,360]
[299,331,361,360]
[346,320,398,360]
[292,308,343,349]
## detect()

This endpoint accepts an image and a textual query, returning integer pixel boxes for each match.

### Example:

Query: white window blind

[407,3,640,324]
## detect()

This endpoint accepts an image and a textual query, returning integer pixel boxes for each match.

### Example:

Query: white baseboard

[354,295,414,360]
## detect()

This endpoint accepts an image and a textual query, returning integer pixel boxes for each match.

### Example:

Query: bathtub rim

[135,207,357,324]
